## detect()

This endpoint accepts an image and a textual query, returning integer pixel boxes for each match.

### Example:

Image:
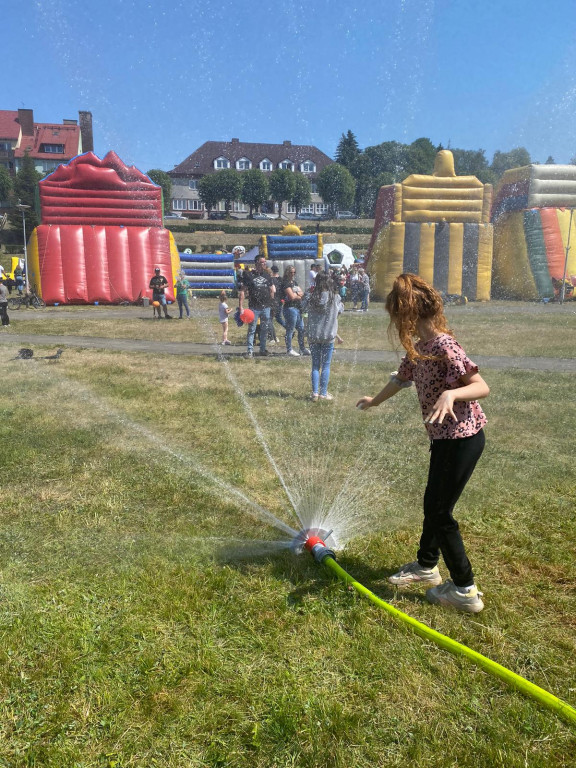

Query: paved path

[1,331,575,372]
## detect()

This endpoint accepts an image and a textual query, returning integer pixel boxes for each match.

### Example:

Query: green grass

[0,307,575,767]
[6,298,576,359]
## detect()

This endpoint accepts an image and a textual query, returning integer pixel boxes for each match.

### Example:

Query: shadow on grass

[213,543,429,608]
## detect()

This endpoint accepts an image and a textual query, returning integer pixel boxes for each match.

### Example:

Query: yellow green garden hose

[304,535,576,728]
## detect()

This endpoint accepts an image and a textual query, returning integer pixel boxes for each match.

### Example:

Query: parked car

[296,213,320,220]
[336,211,358,219]
[252,213,270,219]
[208,211,227,220]
[164,212,186,220]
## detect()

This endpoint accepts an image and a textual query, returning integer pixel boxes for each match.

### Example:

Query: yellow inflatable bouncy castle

[491,165,576,299]
[366,150,493,300]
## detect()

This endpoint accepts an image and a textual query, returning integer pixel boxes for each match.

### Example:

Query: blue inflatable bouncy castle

[260,231,324,289]
[179,251,236,296]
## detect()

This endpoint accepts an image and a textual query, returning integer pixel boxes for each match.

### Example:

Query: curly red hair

[385,273,453,361]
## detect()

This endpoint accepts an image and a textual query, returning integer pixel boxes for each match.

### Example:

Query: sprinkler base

[293,529,336,563]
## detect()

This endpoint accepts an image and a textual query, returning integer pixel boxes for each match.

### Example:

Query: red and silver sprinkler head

[303,533,336,564]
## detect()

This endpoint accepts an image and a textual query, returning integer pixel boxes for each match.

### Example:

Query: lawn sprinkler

[293,529,336,563]
[299,530,576,728]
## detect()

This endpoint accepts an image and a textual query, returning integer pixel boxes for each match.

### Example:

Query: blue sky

[5,0,576,172]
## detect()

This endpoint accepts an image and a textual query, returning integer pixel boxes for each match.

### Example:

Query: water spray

[297,530,576,729]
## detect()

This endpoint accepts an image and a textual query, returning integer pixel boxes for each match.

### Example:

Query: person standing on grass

[302,270,343,401]
[281,266,310,358]
[219,290,233,345]
[0,279,9,327]
[175,272,191,319]
[358,267,370,312]
[149,267,172,319]
[356,273,489,613]
[269,264,285,343]
[237,254,275,358]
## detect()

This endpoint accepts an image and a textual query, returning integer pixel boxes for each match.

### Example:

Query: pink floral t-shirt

[397,333,487,440]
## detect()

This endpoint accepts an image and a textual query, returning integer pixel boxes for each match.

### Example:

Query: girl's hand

[425,391,456,425]
[356,396,373,411]
[336,335,343,345]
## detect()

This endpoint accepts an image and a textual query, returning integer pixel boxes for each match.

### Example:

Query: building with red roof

[168,138,334,219]
[0,108,93,177]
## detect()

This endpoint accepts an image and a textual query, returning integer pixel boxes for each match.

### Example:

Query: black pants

[0,303,9,326]
[417,429,485,587]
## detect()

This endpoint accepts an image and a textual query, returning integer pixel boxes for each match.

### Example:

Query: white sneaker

[388,561,442,587]
[426,579,484,613]
[287,349,300,357]
[319,393,334,401]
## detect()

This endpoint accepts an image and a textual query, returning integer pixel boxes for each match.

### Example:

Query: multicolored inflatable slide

[366,151,493,300]
[179,251,236,296]
[28,151,180,305]
[491,165,576,299]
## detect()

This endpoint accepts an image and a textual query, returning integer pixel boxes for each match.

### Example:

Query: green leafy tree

[241,169,269,218]
[360,141,408,181]
[405,137,436,175]
[317,163,356,215]
[212,168,242,217]
[290,173,311,217]
[335,130,361,169]
[8,152,41,231]
[146,169,173,213]
[491,147,531,178]
[545,155,555,164]
[0,166,13,204]
[198,174,221,216]
[269,169,295,218]
[450,148,496,184]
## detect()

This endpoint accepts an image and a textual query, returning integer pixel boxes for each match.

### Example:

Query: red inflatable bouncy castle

[27,151,180,304]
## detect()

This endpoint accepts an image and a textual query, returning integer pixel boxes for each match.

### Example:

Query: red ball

[240,308,255,324]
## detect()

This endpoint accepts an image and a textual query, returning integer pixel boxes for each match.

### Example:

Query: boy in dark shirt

[149,267,172,319]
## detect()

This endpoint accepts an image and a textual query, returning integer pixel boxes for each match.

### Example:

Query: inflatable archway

[366,150,493,301]
[491,165,576,299]
[28,151,180,304]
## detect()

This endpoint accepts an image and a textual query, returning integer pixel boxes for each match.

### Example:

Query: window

[300,204,315,214]
[188,180,198,190]
[236,157,251,170]
[233,202,248,212]
[214,156,230,169]
[0,142,11,151]
[286,204,296,213]
[310,183,318,194]
[316,203,329,214]
[260,158,272,171]
[279,160,294,171]
[172,199,187,210]
[188,199,204,210]
[301,160,316,173]
[41,144,65,154]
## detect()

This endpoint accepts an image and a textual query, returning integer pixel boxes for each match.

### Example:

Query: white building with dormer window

[168,138,334,218]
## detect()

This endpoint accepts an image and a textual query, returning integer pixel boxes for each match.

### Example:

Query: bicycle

[7,290,47,310]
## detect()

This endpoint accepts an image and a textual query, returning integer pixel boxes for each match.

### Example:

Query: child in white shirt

[219,291,233,345]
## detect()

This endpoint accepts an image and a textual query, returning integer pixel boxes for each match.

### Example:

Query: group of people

[0,263,25,327]
[235,255,344,400]
[331,264,371,311]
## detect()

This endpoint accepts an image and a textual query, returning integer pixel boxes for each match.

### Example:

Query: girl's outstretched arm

[356,376,407,410]
[425,372,489,425]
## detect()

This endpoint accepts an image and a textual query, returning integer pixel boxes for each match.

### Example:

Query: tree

[450,148,496,184]
[269,169,295,218]
[360,141,409,181]
[405,137,436,175]
[211,169,242,217]
[241,169,269,218]
[0,166,13,203]
[289,173,311,217]
[317,163,356,215]
[335,130,361,169]
[545,155,555,164]
[146,169,173,213]
[490,147,531,178]
[8,152,41,231]
[198,174,221,216]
